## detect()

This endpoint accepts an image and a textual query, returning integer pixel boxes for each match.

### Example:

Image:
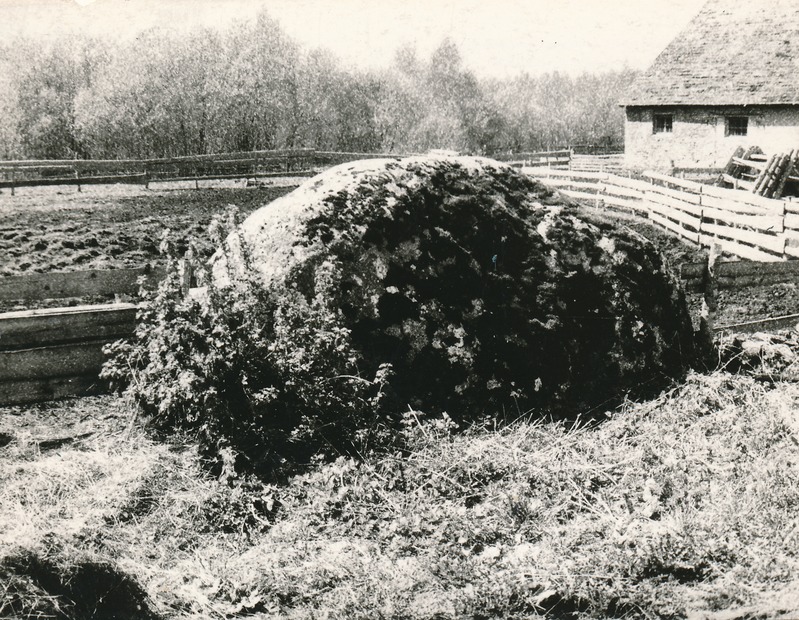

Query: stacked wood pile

[718,146,799,198]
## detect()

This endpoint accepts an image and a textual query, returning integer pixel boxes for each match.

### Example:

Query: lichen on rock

[213,155,695,422]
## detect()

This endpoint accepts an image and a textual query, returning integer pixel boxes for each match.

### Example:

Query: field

[2,182,799,619]
[0,180,297,276]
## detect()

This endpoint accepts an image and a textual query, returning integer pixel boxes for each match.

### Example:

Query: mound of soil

[213,156,695,419]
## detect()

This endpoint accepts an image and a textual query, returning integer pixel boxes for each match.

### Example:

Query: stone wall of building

[624,106,799,171]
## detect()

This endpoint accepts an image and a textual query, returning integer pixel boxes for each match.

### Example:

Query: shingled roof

[623,0,799,106]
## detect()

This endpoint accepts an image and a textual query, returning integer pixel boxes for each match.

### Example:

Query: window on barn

[653,114,673,134]
[726,116,748,136]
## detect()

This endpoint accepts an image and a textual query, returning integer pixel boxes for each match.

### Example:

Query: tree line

[0,10,638,160]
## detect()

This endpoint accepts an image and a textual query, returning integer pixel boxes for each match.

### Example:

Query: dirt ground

[0,179,297,276]
[0,181,797,327]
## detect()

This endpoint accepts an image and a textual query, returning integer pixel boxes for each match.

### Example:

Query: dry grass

[2,371,799,619]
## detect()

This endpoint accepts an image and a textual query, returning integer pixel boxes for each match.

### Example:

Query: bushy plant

[102,209,395,474]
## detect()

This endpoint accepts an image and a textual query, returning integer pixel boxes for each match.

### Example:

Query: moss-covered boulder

[213,156,694,421]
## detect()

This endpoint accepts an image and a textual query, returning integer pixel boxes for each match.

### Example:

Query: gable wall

[624,106,799,171]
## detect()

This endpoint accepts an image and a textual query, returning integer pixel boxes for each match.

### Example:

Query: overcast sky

[0,0,706,77]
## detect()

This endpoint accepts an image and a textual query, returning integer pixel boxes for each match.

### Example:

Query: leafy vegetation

[101,210,396,473]
[0,11,635,159]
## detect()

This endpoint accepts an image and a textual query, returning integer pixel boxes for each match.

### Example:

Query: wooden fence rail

[0,148,586,194]
[499,149,572,169]
[0,264,170,405]
[0,148,319,194]
[525,167,799,262]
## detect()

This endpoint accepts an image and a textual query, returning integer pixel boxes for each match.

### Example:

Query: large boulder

[213,156,694,420]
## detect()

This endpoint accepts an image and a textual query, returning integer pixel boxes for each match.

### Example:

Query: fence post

[75,167,81,193]
[10,169,15,197]
[179,248,194,297]
[781,199,788,260]
[698,243,721,356]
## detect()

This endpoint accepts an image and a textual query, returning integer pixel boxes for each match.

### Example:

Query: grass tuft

[2,372,799,618]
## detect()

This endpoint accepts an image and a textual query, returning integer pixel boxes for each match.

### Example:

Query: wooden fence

[0,148,321,194]
[525,167,799,263]
[498,149,572,169]
[0,265,167,405]
[2,148,586,193]
[570,153,625,173]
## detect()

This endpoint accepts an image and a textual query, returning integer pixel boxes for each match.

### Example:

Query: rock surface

[213,156,695,419]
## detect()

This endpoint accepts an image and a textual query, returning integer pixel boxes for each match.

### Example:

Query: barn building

[622,0,799,172]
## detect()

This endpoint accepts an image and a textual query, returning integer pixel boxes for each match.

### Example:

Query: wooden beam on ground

[0,341,107,382]
[0,375,102,406]
[0,265,165,303]
[0,303,137,350]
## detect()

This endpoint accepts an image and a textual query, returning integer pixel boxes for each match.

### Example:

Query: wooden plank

[647,201,702,230]
[642,171,705,193]
[601,194,647,214]
[732,156,765,171]
[646,182,702,205]
[163,170,315,183]
[495,149,571,160]
[698,234,784,262]
[755,154,779,195]
[603,174,654,193]
[0,375,101,406]
[559,189,603,202]
[682,278,705,293]
[701,206,783,232]
[784,213,799,230]
[701,222,785,255]
[0,173,147,189]
[598,183,644,200]
[761,153,791,197]
[774,149,798,199]
[715,260,799,279]
[782,229,799,257]
[0,303,136,349]
[0,148,316,169]
[523,168,608,180]
[535,178,598,190]
[719,146,746,184]
[722,174,756,191]
[0,341,107,381]
[0,265,165,302]
[680,262,707,279]
[650,212,700,243]
[717,274,797,289]
[679,261,799,290]
[699,192,782,215]
[715,313,799,334]
[645,191,703,218]
[700,183,786,211]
